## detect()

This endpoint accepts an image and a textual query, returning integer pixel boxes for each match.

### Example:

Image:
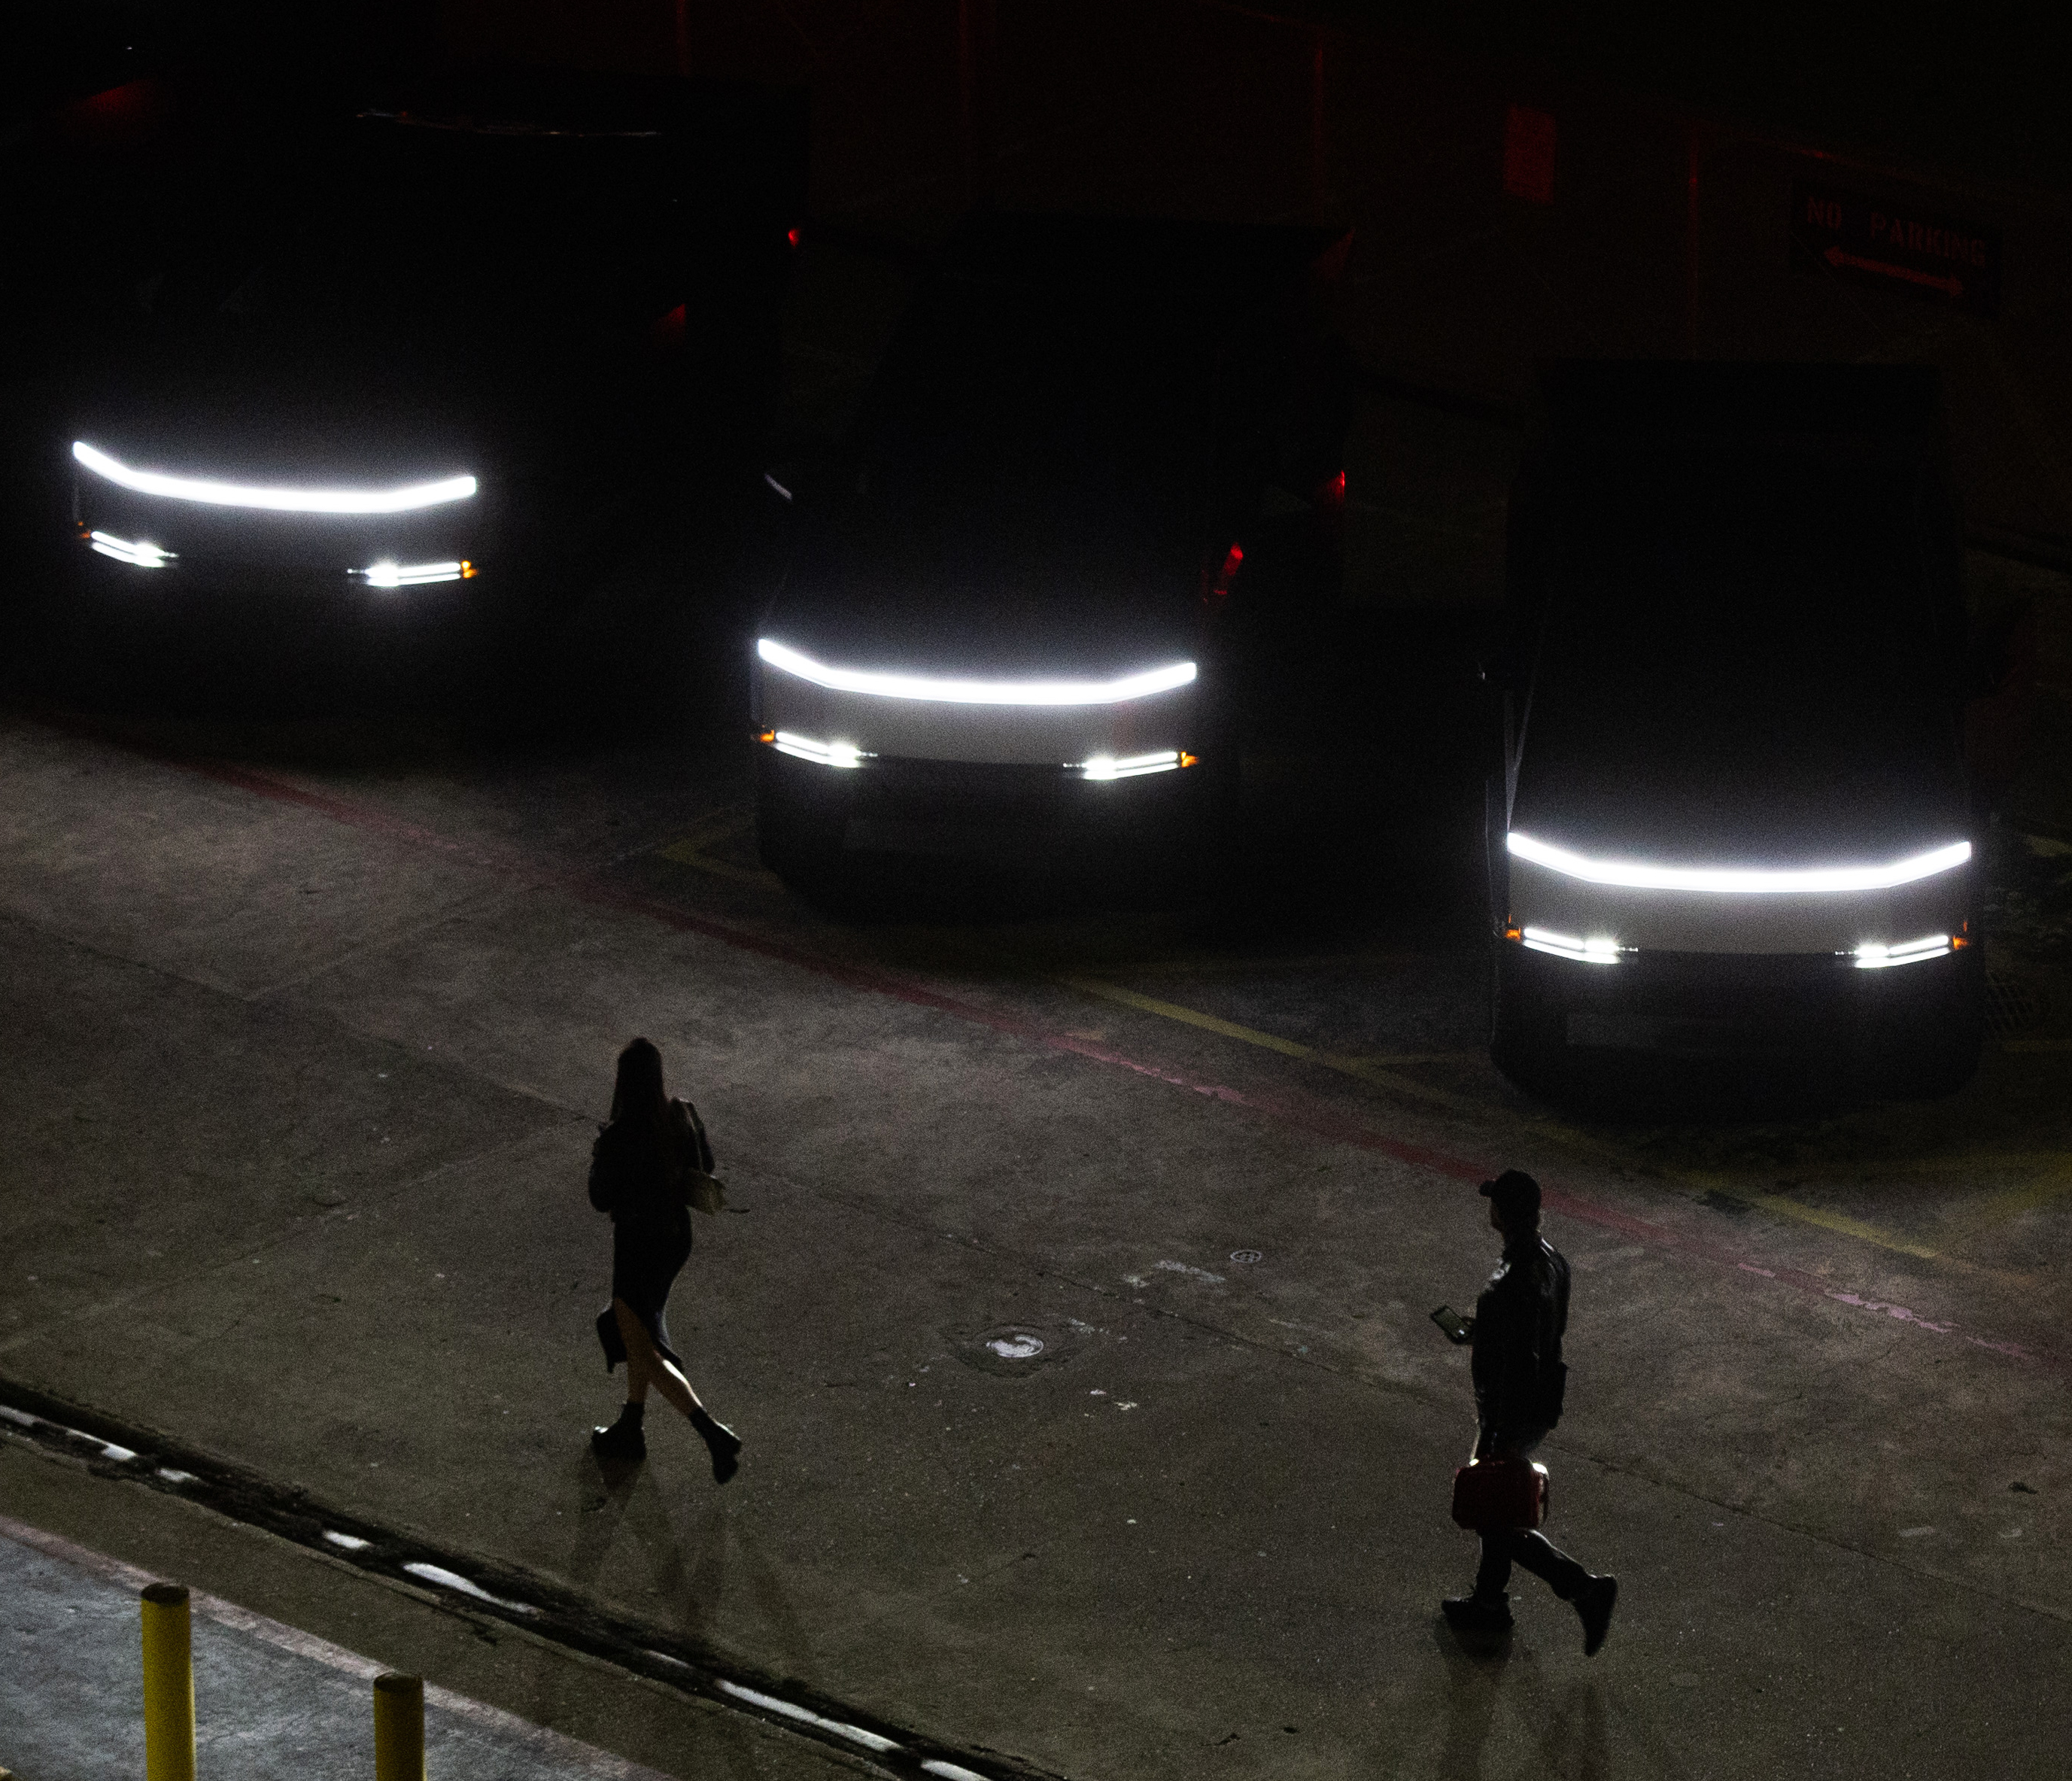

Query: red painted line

[184,754,2058,1374]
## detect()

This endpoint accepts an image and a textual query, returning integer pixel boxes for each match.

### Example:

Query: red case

[1451,1457,1549,1530]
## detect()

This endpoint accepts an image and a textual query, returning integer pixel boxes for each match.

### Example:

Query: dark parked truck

[21,49,804,622]
[752,211,1351,882]
[1490,362,1985,1098]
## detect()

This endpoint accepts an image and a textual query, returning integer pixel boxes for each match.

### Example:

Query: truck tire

[1490,942,1564,1089]
[1884,947,1985,1099]
[755,789,845,886]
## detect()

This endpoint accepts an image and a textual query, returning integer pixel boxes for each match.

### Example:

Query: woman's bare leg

[612,1298,704,1419]
[619,1308,651,1406]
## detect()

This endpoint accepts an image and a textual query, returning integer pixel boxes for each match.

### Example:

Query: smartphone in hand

[1430,1305,1474,1345]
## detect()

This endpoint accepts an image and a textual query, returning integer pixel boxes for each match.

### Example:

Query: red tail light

[1204,543,1244,600]
[787,226,802,248]
[1317,470,1345,511]
[650,304,687,350]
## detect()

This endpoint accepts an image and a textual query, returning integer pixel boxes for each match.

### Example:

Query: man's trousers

[1475,1527,1591,1602]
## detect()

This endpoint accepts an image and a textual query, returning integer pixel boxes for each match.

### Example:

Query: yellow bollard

[372,1673,426,1781]
[139,1584,196,1781]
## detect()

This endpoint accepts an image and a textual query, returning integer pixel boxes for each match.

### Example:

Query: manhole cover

[1229,1249,1263,1265]
[1985,970,2049,1037]
[986,1334,1044,1360]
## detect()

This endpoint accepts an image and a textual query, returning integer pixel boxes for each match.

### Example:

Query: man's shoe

[590,1411,646,1462]
[1575,1575,1618,1656]
[1441,1593,1514,1634]
[690,1409,742,1485]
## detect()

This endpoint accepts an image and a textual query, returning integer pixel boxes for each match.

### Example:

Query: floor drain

[985,1334,1044,1360]
[1229,1249,1262,1265]
[959,1324,1071,1375]
[1985,971,2049,1037]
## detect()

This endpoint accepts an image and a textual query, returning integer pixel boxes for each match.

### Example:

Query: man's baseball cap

[1478,1169,1541,1217]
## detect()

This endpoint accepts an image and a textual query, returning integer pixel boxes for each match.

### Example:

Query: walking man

[1442,1169,1618,1653]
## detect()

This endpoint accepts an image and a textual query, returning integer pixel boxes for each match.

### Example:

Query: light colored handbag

[670,1097,725,1215]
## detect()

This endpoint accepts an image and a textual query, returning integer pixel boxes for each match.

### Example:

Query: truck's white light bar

[1520,925,1626,964]
[770,731,870,768]
[1081,751,1180,781]
[758,638,1196,706]
[74,441,476,515]
[1852,935,1952,969]
[1508,831,1972,894]
[355,560,471,588]
[87,530,173,568]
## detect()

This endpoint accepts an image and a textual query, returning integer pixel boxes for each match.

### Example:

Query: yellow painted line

[1059,974,1648,1156]
[1863,1149,2072,1174]
[1943,1169,2072,1235]
[1741,1193,1943,1260]
[1880,1151,2043,1171]
[640,840,2062,1271]
[1062,970,2070,1281]
[657,811,781,889]
[1059,974,1488,1113]
[1070,969,1978,1263]
[1112,950,1434,979]
[1665,1165,1946,1262]
[1062,975,1311,1056]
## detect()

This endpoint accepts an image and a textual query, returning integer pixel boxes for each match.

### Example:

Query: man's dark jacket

[1472,1233,1570,1451]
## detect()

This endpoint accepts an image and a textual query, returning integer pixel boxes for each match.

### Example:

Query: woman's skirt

[596,1211,693,1373]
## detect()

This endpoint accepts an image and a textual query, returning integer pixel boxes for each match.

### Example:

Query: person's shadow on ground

[559,1445,819,1677]
[1431,1621,1610,1779]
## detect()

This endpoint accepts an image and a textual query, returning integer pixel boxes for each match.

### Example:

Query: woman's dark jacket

[590,1099,712,1370]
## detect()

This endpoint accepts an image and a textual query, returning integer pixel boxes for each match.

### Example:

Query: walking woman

[587,1037,742,1482]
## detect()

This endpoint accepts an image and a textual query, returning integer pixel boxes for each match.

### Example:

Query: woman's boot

[688,1407,741,1484]
[590,1400,646,1460]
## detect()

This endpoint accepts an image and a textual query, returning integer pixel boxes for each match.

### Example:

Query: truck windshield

[852,278,1235,541]
[1527,452,1957,788]
[96,109,679,351]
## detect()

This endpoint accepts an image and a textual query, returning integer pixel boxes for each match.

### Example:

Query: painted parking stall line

[1065,974,2010,1273]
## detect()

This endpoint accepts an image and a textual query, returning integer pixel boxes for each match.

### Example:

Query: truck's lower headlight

[1852,935,1951,969]
[764,730,870,768]
[1520,926,1627,964]
[354,560,473,588]
[1080,751,1183,781]
[88,530,173,568]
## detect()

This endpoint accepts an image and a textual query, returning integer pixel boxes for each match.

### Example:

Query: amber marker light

[1178,752,1200,768]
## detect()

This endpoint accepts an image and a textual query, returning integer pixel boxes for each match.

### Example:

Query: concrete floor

[5,231,2072,1781]
[2,643,2070,1779]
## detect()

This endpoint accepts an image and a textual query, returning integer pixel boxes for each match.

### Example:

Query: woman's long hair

[608,1037,668,1132]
